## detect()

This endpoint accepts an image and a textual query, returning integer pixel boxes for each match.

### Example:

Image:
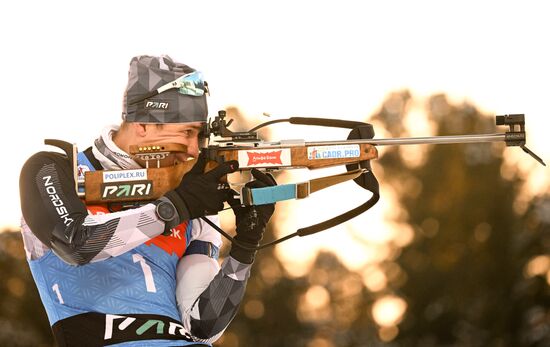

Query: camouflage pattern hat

[122,55,208,123]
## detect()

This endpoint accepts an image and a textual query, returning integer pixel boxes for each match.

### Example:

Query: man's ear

[132,123,148,137]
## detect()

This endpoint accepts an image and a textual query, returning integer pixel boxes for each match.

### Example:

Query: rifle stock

[82,143,378,204]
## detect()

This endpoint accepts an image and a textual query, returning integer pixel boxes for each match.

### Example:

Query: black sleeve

[19,151,167,265]
[20,151,88,245]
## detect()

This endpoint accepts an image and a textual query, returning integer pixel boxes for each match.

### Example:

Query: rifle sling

[297,170,379,237]
[201,169,379,251]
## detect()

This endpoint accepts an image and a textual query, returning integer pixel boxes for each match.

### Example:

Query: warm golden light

[244,299,265,320]
[524,255,550,278]
[259,257,283,286]
[215,331,239,347]
[473,222,492,243]
[7,277,25,298]
[362,265,388,292]
[297,285,332,323]
[307,337,334,347]
[372,295,407,327]
[340,275,363,297]
[378,325,399,342]
[304,285,330,311]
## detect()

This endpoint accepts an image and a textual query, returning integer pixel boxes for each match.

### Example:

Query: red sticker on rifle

[247,151,282,165]
[238,148,291,168]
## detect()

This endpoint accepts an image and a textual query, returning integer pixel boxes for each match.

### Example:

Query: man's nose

[186,139,200,158]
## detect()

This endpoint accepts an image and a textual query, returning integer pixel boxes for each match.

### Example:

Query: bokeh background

[1,1,549,346]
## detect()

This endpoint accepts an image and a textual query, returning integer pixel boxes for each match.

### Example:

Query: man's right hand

[229,169,277,264]
[166,153,239,221]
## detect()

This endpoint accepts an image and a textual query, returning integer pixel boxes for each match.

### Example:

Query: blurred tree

[0,230,53,346]
[220,250,385,347]
[513,195,550,346]
[372,92,549,346]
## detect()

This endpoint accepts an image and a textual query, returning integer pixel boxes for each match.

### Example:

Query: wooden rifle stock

[82,142,378,204]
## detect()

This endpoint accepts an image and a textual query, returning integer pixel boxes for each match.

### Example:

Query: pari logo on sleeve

[237,149,292,168]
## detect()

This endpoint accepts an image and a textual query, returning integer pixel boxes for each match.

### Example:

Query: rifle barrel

[306,133,506,146]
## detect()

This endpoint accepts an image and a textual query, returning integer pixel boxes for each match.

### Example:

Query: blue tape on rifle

[251,184,296,205]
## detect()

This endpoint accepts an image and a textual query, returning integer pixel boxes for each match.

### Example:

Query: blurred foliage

[374,92,550,346]
[374,92,550,347]
[0,230,52,346]
[2,94,548,346]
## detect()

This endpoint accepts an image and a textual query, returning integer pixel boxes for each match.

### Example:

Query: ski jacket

[20,138,251,346]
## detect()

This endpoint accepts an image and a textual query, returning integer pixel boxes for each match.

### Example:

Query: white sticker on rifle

[237,148,292,168]
[307,145,361,160]
[103,169,147,183]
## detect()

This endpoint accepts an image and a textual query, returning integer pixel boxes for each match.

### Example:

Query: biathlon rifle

[46,112,545,249]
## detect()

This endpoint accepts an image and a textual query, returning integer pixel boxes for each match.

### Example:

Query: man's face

[139,122,205,165]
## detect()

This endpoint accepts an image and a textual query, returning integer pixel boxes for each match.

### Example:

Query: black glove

[229,169,277,264]
[165,153,239,221]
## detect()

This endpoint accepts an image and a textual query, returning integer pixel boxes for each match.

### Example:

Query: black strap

[248,117,367,133]
[83,146,104,170]
[289,117,367,129]
[297,171,379,236]
[185,240,219,258]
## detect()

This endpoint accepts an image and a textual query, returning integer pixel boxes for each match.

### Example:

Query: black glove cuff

[229,243,258,264]
[230,224,267,264]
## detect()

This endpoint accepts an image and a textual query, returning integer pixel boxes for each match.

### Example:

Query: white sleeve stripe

[84,204,165,262]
